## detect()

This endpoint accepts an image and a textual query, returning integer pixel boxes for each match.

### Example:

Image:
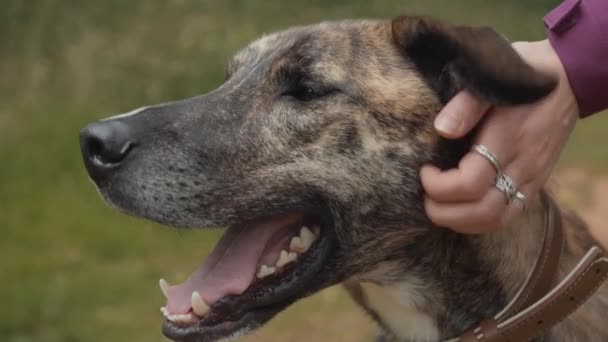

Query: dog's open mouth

[160,210,333,341]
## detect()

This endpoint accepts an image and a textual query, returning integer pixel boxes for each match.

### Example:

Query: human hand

[421,40,579,233]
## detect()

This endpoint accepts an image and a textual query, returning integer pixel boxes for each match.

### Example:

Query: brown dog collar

[452,193,608,342]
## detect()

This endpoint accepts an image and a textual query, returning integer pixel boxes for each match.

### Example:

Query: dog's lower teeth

[191,291,210,316]
[161,307,197,324]
[276,250,298,267]
[289,236,305,252]
[289,224,320,253]
[257,264,276,279]
[167,312,198,324]
[300,226,315,245]
[289,225,317,253]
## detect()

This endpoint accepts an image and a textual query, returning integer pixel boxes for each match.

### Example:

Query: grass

[1,1,606,341]
[561,114,608,172]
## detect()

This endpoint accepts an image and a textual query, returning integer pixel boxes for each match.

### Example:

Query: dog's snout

[80,120,135,171]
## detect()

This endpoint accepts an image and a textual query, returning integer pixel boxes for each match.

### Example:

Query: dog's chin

[162,306,279,342]
[150,207,337,342]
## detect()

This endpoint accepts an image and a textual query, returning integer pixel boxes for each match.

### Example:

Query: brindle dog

[79,16,608,342]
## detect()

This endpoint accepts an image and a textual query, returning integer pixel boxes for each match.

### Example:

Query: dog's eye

[283,85,336,102]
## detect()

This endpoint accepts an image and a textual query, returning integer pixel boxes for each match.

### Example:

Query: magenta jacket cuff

[544,0,608,117]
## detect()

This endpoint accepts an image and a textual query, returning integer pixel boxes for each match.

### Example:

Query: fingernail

[434,112,461,135]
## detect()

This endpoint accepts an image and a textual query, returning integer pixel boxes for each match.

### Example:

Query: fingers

[420,152,497,202]
[434,90,491,139]
[425,190,508,234]
[425,180,530,234]
[423,151,532,234]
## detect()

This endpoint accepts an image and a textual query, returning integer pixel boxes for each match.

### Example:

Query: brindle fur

[88,16,608,341]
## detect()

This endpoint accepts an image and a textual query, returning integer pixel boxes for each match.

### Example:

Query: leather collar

[451,193,608,342]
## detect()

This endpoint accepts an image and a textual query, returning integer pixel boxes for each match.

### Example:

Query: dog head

[80,16,555,341]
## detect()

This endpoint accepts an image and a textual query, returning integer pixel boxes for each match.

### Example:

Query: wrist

[513,40,579,119]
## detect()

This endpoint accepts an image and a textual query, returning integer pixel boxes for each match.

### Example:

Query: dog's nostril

[87,136,134,165]
[87,136,104,160]
[80,120,136,168]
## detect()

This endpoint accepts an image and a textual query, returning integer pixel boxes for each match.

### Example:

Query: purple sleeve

[544,0,608,117]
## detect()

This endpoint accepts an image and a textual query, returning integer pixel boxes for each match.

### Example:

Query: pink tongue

[165,213,302,314]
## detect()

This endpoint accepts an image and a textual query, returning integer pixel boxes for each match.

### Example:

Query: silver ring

[495,173,520,203]
[472,144,502,174]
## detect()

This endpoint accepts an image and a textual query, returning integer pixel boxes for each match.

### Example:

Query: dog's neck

[352,196,550,341]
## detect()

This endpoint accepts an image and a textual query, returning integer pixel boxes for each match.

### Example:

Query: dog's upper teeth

[276,250,298,268]
[160,306,170,318]
[256,264,276,279]
[159,278,170,299]
[191,291,210,317]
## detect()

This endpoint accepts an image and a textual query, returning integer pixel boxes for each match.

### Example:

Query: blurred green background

[2,1,607,341]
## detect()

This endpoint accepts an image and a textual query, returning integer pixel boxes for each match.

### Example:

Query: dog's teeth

[276,250,298,267]
[290,226,315,253]
[257,265,266,279]
[161,304,199,324]
[191,291,210,317]
[159,278,170,299]
[167,312,197,324]
[276,250,291,267]
[162,306,198,324]
[256,264,276,279]
[299,226,315,251]
[300,226,314,242]
[289,236,306,253]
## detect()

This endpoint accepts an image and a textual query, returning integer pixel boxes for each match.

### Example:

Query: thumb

[434,90,490,139]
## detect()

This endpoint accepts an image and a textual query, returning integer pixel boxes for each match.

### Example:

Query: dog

[79,15,608,341]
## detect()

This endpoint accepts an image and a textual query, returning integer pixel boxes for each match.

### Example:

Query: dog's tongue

[164,213,302,314]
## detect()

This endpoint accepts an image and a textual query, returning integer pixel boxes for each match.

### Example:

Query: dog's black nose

[80,120,135,169]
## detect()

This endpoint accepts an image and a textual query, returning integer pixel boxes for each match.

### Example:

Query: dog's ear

[391,16,557,105]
